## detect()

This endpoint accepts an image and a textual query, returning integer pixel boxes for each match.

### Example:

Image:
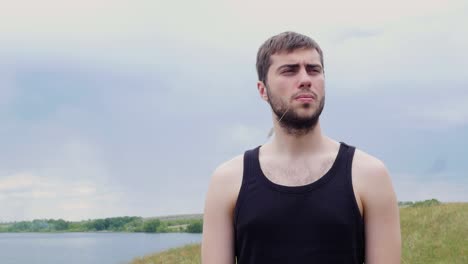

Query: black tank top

[234,142,365,264]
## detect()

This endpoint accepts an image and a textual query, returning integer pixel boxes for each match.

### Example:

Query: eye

[307,67,321,74]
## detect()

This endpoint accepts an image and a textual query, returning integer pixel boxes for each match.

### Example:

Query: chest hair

[261,156,335,186]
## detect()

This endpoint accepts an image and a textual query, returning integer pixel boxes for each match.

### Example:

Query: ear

[257,81,269,102]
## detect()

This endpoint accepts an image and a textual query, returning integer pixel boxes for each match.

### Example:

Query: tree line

[0,216,203,233]
[398,199,441,208]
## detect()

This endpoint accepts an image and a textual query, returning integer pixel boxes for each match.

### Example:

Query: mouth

[293,93,316,103]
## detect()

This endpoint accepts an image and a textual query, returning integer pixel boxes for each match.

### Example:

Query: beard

[266,86,325,136]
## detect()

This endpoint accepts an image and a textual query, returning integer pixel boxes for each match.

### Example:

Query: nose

[298,68,312,89]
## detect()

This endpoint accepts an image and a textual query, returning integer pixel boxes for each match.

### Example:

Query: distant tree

[398,201,415,208]
[69,222,87,232]
[143,219,161,233]
[0,215,204,233]
[9,221,31,232]
[411,199,441,207]
[92,219,107,231]
[106,216,141,231]
[31,220,49,231]
[186,220,203,233]
[156,221,169,233]
[124,218,144,232]
[53,219,69,231]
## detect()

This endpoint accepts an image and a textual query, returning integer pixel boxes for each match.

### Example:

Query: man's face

[259,48,325,134]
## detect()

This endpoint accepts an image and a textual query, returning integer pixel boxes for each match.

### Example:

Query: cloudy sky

[1,0,467,221]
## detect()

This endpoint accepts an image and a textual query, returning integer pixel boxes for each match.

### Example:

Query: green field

[131,202,468,264]
[132,243,201,264]
[400,202,467,263]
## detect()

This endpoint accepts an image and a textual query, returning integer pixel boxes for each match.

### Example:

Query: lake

[0,232,202,264]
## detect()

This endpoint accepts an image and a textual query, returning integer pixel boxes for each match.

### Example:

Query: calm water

[0,232,202,264]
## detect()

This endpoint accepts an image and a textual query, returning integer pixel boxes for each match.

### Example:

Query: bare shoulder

[202,155,244,263]
[352,149,401,262]
[208,154,244,212]
[352,148,397,212]
[352,148,388,178]
[212,154,244,188]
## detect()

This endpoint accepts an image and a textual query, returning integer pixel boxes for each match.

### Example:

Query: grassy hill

[132,244,201,264]
[130,202,468,264]
[400,202,467,263]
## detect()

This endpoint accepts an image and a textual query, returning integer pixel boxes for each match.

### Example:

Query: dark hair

[256,31,324,84]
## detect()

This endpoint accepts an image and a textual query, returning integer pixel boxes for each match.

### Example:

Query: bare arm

[355,152,401,264]
[201,160,241,264]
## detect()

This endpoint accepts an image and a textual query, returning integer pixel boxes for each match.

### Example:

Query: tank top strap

[233,146,262,229]
[340,141,356,173]
[242,145,262,185]
[340,142,363,221]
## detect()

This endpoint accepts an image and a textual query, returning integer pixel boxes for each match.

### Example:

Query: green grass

[130,202,468,264]
[131,243,201,264]
[400,202,467,264]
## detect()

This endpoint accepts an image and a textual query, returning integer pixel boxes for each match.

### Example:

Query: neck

[268,119,329,157]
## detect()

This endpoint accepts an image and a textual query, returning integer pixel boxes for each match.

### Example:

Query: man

[201,31,401,263]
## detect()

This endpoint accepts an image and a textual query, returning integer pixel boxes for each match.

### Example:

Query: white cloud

[2,0,466,61]
[0,172,37,191]
[0,140,125,221]
[0,171,123,221]
[326,9,468,93]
